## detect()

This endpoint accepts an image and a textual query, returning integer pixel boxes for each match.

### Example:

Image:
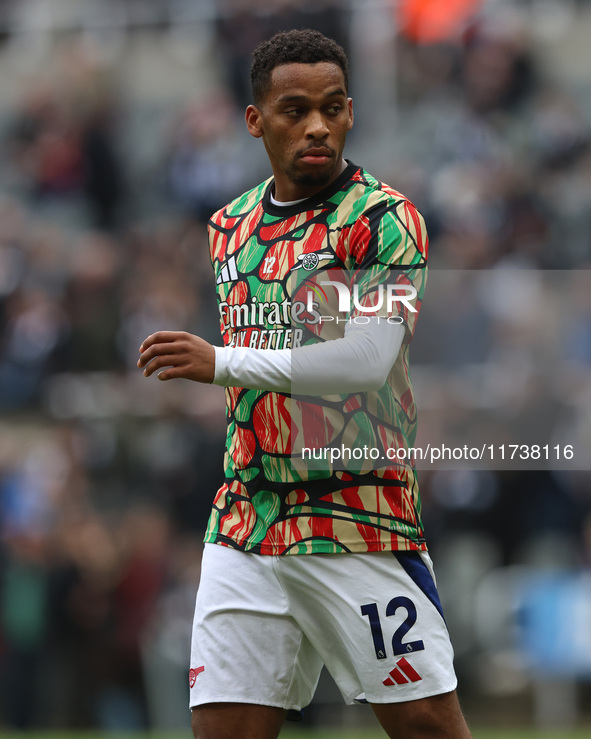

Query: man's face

[246,62,353,201]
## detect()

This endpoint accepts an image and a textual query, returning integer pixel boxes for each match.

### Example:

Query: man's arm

[138,319,405,395]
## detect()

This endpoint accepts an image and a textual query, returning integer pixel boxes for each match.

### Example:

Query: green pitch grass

[2,730,591,739]
[285,732,583,739]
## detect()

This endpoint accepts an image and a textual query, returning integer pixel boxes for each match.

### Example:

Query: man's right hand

[138,331,216,384]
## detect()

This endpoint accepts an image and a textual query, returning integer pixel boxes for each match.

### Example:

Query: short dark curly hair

[250,29,349,106]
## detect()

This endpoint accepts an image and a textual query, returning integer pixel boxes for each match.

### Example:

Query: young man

[138,29,472,739]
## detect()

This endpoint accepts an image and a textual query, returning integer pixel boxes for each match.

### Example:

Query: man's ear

[347,98,354,131]
[245,105,264,139]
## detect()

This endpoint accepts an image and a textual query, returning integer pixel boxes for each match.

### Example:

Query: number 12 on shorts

[361,597,425,660]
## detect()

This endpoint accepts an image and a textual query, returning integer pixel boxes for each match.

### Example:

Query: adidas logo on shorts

[189,665,205,687]
[382,657,422,686]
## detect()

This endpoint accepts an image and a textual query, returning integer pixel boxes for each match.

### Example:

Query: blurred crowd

[0,0,591,731]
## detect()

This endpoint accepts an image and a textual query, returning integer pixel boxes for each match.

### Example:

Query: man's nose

[305,110,329,139]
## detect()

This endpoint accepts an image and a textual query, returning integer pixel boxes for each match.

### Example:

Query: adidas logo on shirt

[217,255,239,285]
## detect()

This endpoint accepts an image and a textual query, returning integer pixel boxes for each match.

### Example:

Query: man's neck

[272,157,348,203]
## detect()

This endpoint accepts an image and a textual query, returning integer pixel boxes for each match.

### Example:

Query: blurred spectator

[167,95,250,220]
[81,103,125,230]
[7,83,85,197]
[5,40,124,231]
[215,0,349,108]
[60,232,122,372]
[0,288,69,410]
[0,532,50,728]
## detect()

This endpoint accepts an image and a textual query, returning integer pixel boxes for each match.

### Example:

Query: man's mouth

[299,147,333,164]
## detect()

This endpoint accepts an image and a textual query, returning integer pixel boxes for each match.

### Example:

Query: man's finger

[139,331,186,352]
[157,366,189,381]
[143,354,183,377]
[138,341,185,368]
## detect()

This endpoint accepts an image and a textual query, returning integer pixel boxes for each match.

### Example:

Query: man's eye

[284,109,301,117]
[327,105,342,114]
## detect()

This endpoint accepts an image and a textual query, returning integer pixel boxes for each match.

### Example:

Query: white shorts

[189,543,457,712]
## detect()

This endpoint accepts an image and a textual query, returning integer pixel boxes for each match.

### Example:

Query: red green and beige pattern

[205,162,428,555]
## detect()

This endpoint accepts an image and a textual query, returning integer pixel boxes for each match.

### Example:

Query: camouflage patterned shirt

[205,162,428,555]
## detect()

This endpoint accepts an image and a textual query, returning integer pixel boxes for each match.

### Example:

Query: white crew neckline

[269,192,308,207]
